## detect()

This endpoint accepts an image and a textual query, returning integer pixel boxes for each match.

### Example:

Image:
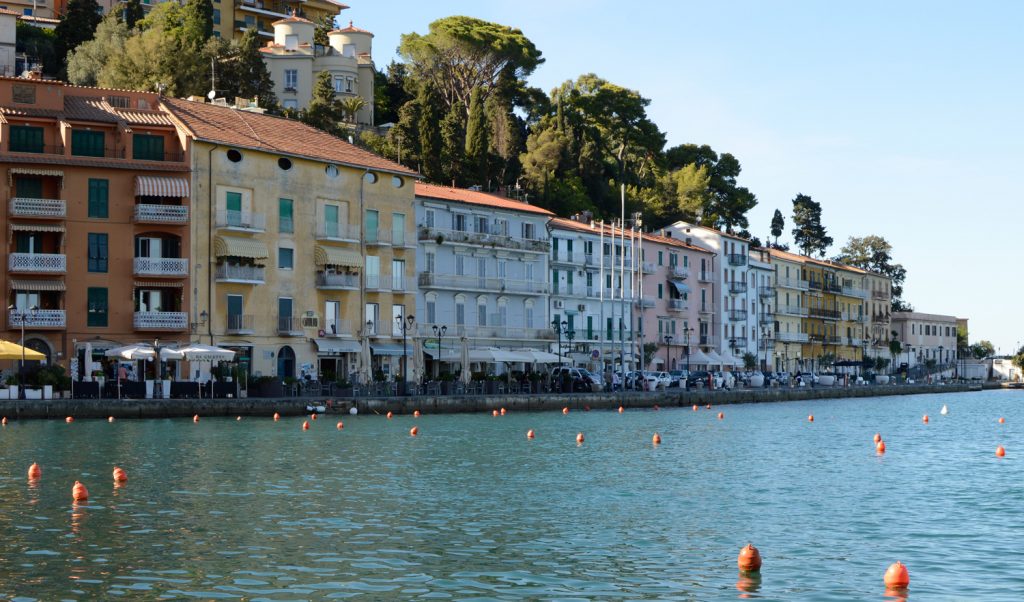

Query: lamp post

[396,314,415,395]
[938,345,944,380]
[684,327,693,376]
[552,319,567,367]
[761,326,771,373]
[663,334,673,372]
[729,337,736,373]
[8,305,37,400]
[431,324,447,379]
[566,327,577,366]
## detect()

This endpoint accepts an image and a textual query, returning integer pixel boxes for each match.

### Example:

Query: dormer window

[285,34,298,51]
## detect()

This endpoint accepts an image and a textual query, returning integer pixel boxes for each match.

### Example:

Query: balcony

[841,285,868,299]
[321,319,354,338]
[669,266,688,279]
[215,264,265,284]
[133,257,188,277]
[9,253,66,273]
[365,274,392,292]
[823,281,842,293]
[777,332,810,344]
[727,253,747,266]
[842,312,867,323]
[758,286,774,298]
[134,204,188,224]
[416,323,556,341]
[316,222,360,242]
[697,272,713,283]
[364,230,392,247]
[586,286,598,297]
[418,226,550,254]
[777,277,809,291]
[668,299,687,312]
[315,272,359,290]
[872,290,889,300]
[215,209,265,232]
[808,308,841,320]
[728,281,748,294]
[728,309,748,321]
[277,316,304,336]
[584,254,597,267]
[551,251,582,266]
[778,305,808,317]
[634,298,655,309]
[418,272,549,295]
[226,314,256,335]
[758,339,774,351]
[698,305,714,316]
[699,335,720,348]
[8,309,65,329]
[758,313,774,325]
[7,143,64,155]
[9,197,65,219]
[641,261,656,274]
[133,311,187,331]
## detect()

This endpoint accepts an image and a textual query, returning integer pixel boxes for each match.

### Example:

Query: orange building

[0,77,191,379]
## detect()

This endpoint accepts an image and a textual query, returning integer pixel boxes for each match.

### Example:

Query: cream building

[890,311,959,370]
[770,250,808,373]
[164,96,416,385]
[260,16,374,122]
[0,9,14,77]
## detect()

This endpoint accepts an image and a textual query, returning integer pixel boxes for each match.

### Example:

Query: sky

[343,0,1023,355]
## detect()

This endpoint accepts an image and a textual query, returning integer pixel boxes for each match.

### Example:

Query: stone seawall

[0,383,995,420]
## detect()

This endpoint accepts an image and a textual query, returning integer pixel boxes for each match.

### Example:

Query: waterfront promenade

[0,382,991,420]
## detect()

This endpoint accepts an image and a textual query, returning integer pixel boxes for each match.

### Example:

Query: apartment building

[770,250,808,372]
[0,77,191,375]
[749,248,774,370]
[890,311,959,369]
[415,183,554,375]
[164,96,416,383]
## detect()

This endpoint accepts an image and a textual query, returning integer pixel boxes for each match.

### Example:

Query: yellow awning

[10,223,65,232]
[9,279,65,291]
[314,245,361,267]
[214,236,268,259]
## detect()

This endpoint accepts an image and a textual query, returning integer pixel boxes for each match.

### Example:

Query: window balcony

[321,319,354,338]
[641,261,656,274]
[758,313,774,325]
[315,272,359,290]
[9,253,66,273]
[550,251,581,265]
[758,338,774,351]
[634,298,655,309]
[668,299,687,312]
[698,305,714,316]
[418,226,550,254]
[778,305,808,317]
[316,222,360,242]
[842,285,868,299]
[365,274,392,292]
[277,316,304,336]
[776,332,810,343]
[697,272,714,284]
[758,286,774,298]
[728,309,748,321]
[364,230,391,247]
[8,143,64,155]
[215,264,265,284]
[9,197,65,219]
[728,281,748,294]
[727,253,747,266]
[808,307,841,320]
[133,311,187,331]
[584,253,597,267]
[823,281,842,293]
[872,290,889,300]
[417,272,549,295]
[777,277,809,291]
[134,204,188,224]
[699,334,720,348]
[842,312,867,323]
[669,265,688,279]
[226,314,256,335]
[133,257,188,277]
[8,308,65,329]
[215,209,265,232]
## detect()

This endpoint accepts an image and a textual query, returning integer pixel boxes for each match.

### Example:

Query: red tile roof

[162,97,418,176]
[0,8,20,16]
[271,15,314,26]
[416,182,554,216]
[642,230,714,254]
[330,20,372,35]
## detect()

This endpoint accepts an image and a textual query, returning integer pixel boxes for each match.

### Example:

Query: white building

[414,183,555,376]
[749,248,775,370]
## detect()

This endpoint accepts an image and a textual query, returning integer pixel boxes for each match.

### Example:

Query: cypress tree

[54,0,102,70]
[417,85,443,182]
[464,87,489,187]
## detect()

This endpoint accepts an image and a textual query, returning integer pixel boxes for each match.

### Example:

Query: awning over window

[314,245,361,267]
[135,176,190,197]
[133,280,184,288]
[668,279,690,295]
[214,236,268,259]
[10,223,65,232]
[371,343,412,357]
[314,338,361,355]
[8,168,63,186]
[9,278,64,291]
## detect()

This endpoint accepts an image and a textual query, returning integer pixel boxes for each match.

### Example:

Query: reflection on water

[0,390,1022,600]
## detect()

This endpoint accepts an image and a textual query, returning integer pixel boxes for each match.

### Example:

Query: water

[1,390,1022,601]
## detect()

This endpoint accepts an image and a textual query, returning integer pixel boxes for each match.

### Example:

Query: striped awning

[214,236,268,259]
[8,168,63,186]
[134,280,184,288]
[135,176,190,197]
[9,279,65,291]
[314,245,361,267]
[668,279,690,295]
[10,223,65,232]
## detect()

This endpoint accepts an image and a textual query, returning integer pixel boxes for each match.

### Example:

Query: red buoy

[999,417,1006,424]
[273,412,280,421]
[576,432,584,444]
[112,467,128,482]
[737,543,762,572]
[27,463,41,480]
[414,410,421,418]
[302,421,310,430]
[808,415,814,422]
[72,481,89,502]
[922,414,929,424]
[108,416,115,423]
[527,429,535,439]
[874,433,881,443]
[410,426,419,436]
[876,441,886,454]
[652,433,661,445]
[386,411,393,419]
[883,561,909,588]
[193,414,199,423]
[692,405,698,411]
[65,416,74,423]
[996,445,1006,457]
[336,421,344,430]
[717,412,724,420]
[562,407,570,415]
[618,406,624,413]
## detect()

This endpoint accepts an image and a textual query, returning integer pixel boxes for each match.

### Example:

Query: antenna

[208,57,217,101]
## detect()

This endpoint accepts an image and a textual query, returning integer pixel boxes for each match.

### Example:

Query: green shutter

[72,130,105,157]
[88,233,108,273]
[365,210,378,242]
[14,177,43,199]
[87,288,108,327]
[9,126,44,153]
[88,179,108,218]
[133,134,164,161]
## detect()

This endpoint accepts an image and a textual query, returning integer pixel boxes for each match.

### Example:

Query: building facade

[770,250,808,372]
[0,9,15,77]
[165,96,416,384]
[890,311,959,370]
[416,183,554,375]
[0,77,191,375]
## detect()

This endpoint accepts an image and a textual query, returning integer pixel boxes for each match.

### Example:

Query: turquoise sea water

[0,389,1022,601]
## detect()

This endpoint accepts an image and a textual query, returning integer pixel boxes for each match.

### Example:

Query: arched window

[476,295,487,327]
[277,345,295,378]
[425,292,438,324]
[454,294,466,327]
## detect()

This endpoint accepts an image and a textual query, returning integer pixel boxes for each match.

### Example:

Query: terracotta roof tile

[63,96,121,123]
[330,20,372,35]
[415,182,553,216]
[2,154,188,172]
[162,97,417,176]
[272,15,314,26]
[642,230,714,254]
[0,8,20,16]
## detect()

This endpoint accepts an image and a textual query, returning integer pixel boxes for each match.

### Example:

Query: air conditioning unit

[577,304,586,312]
[301,316,319,329]
[553,300,564,309]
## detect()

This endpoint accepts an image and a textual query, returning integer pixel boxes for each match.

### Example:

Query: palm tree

[339,97,366,123]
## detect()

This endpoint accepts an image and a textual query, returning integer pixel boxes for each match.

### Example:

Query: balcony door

[325,301,339,335]
[14,234,41,254]
[278,297,293,331]
[138,289,162,313]
[324,204,340,238]
[14,292,40,310]
[136,237,162,259]
[227,294,243,329]
[15,177,43,199]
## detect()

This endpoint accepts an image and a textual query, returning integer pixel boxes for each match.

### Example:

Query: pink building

[638,231,714,371]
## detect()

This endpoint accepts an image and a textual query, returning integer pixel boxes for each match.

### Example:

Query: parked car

[668,370,687,387]
[654,371,672,389]
[550,367,600,392]
[638,371,661,391]
[796,372,819,386]
[686,370,711,388]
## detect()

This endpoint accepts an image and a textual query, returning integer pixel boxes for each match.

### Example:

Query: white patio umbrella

[170,344,233,362]
[411,338,425,385]
[105,344,157,361]
[358,335,372,385]
[459,337,472,384]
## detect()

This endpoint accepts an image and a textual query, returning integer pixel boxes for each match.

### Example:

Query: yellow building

[770,250,807,373]
[222,0,346,41]
[164,96,417,384]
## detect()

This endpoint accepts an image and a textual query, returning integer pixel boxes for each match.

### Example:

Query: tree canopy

[833,235,911,312]
[791,193,832,257]
[54,0,103,74]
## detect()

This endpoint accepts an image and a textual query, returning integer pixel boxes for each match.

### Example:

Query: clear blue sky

[344,0,1022,355]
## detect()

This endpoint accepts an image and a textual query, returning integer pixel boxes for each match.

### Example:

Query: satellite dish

[207,90,216,101]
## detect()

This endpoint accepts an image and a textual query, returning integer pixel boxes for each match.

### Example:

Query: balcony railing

[133,257,188,276]
[8,309,65,329]
[416,323,557,341]
[699,335,720,347]
[277,316,304,336]
[586,286,598,297]
[364,230,391,246]
[823,281,842,293]
[697,272,713,283]
[842,312,867,323]
[669,266,688,279]
[758,339,774,350]
[10,197,66,218]
[728,309,748,321]
[8,143,64,155]
[776,332,810,343]
[550,251,582,265]
[777,277,809,291]
[584,254,597,267]
[668,299,687,312]
[728,281,748,294]
[808,308,841,320]
[315,272,359,289]
[758,313,774,325]
[316,222,360,241]
[215,209,266,232]
[727,253,747,266]
[634,298,655,309]
[321,319,354,337]
[778,305,808,317]
[133,311,187,330]
[9,253,66,273]
[641,261,656,274]
[418,272,549,295]
[758,286,774,298]
[215,264,265,283]
[872,290,889,300]
[418,226,550,253]
[841,285,868,299]
[226,314,255,335]
[364,274,392,292]
[134,204,188,224]
[698,305,714,315]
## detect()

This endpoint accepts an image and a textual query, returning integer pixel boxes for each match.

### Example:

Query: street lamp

[431,324,447,379]
[566,327,577,366]
[8,304,37,400]
[396,314,415,395]
[552,319,568,367]
[761,326,771,372]
[683,327,693,376]
[664,334,673,371]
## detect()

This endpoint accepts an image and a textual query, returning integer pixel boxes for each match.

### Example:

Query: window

[392,259,405,291]
[212,8,220,23]
[71,130,105,157]
[133,134,165,161]
[497,260,506,279]
[322,204,341,237]
[278,247,294,270]
[454,214,467,231]
[9,126,44,153]
[455,296,465,325]
[87,288,108,327]
[522,222,535,239]
[392,213,405,246]
[88,233,108,272]
[425,210,435,228]
[477,257,486,278]
[279,298,293,324]
[325,301,340,335]
[365,209,379,243]
[365,255,380,289]
[224,191,242,226]
[425,294,436,324]
[277,158,292,171]
[525,301,534,329]
[333,76,344,93]
[283,99,298,110]
[552,269,559,295]
[15,177,42,199]
[88,179,108,218]
[279,198,294,233]
[425,252,435,273]
[365,303,379,335]
[456,255,464,276]
[284,69,298,91]
[226,149,243,162]
[658,251,663,266]
[392,304,405,336]
[526,262,534,281]
[670,253,677,267]
[475,216,488,234]
[657,283,663,299]
[477,298,487,326]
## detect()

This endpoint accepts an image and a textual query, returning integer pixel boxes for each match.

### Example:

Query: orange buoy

[692,405,698,411]
[999,417,1006,424]
[883,561,910,588]
[302,420,310,430]
[410,426,419,436]
[500,408,506,416]
[1,416,6,425]
[273,412,280,421]
[27,463,41,480]
[737,543,762,572]
[562,407,569,415]
[65,416,74,423]
[652,433,661,445]
[576,432,584,444]
[108,416,115,423]
[808,415,814,422]
[874,433,882,443]
[618,406,624,413]
[112,467,127,482]
[706,404,711,410]
[717,412,724,420]
[996,445,1006,457]
[72,481,89,501]
[386,411,393,419]
[527,429,535,439]
[311,413,318,421]
[336,421,344,430]
[922,414,929,424]
[492,410,499,417]
[193,414,199,423]
[584,405,591,412]
[414,410,421,418]
[876,441,886,454]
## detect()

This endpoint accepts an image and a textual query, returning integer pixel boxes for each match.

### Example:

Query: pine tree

[123,0,144,29]
[791,193,833,257]
[180,0,214,50]
[464,87,489,187]
[301,71,344,135]
[770,209,784,246]
[54,0,103,71]
[230,29,278,110]
[440,101,465,185]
